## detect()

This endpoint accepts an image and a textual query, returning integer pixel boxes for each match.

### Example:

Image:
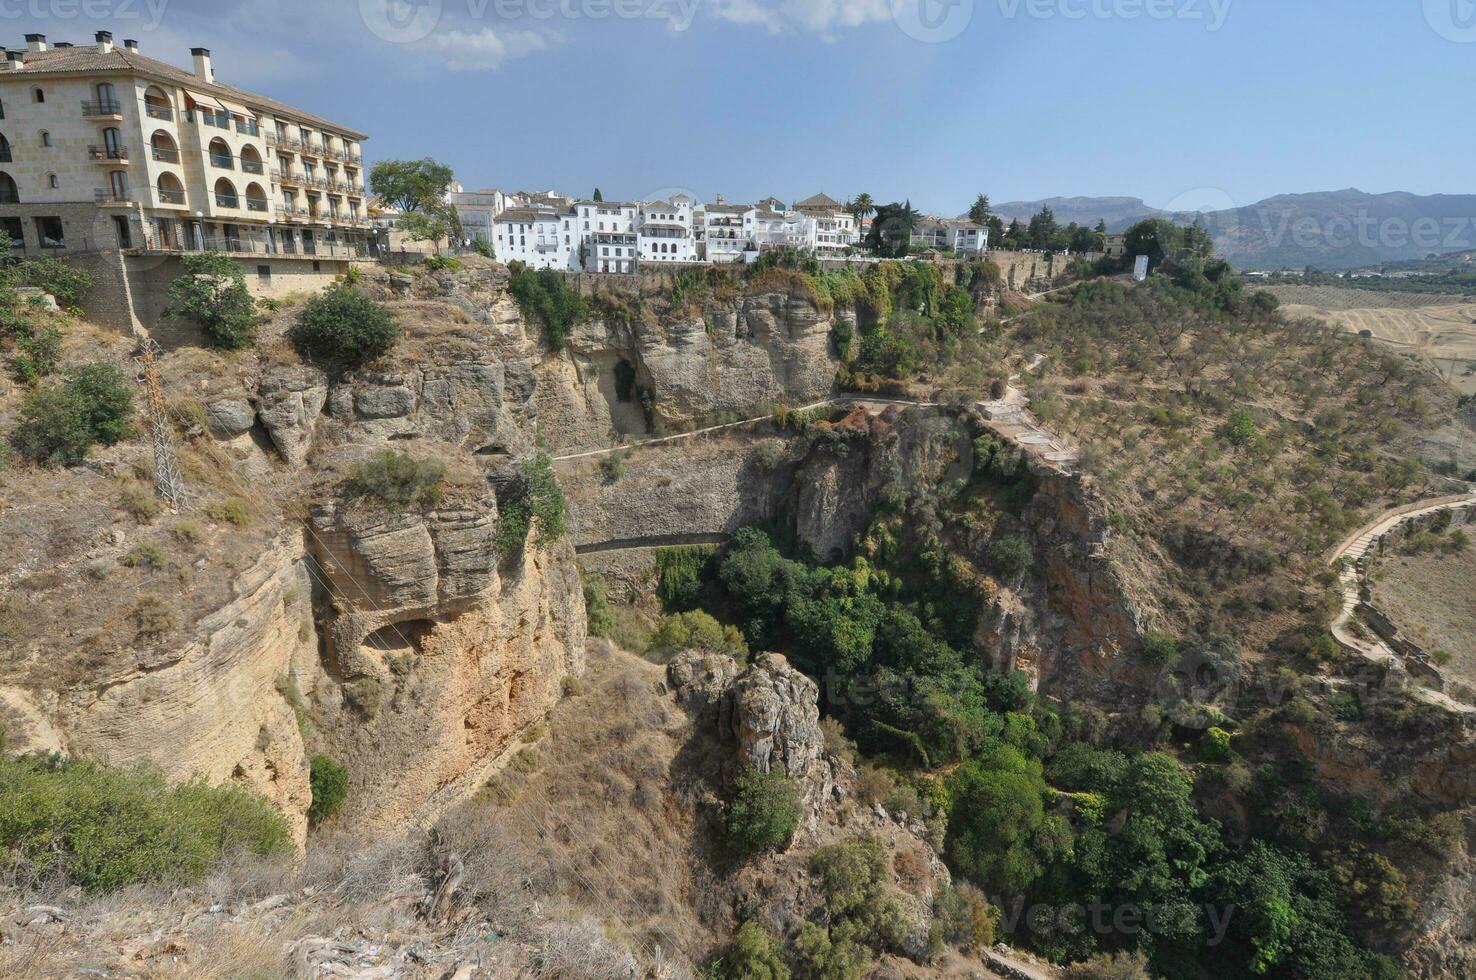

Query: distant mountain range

[991,189,1476,270]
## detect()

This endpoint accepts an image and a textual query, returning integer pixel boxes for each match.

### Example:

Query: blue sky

[8,0,1473,214]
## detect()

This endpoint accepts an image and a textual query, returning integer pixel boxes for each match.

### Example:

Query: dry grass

[1371,542,1476,687]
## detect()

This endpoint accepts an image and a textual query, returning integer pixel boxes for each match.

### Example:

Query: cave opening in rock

[361,619,436,656]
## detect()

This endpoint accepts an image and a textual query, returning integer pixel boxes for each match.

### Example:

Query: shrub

[8,324,61,382]
[725,767,802,856]
[11,362,134,466]
[0,753,290,892]
[121,543,165,569]
[1138,631,1181,671]
[205,497,251,528]
[307,755,349,829]
[470,238,494,259]
[21,255,94,307]
[719,921,790,980]
[1201,726,1233,763]
[287,286,400,369]
[648,610,747,659]
[582,573,615,639]
[494,454,567,555]
[508,266,584,352]
[163,252,258,349]
[351,450,446,507]
[792,922,869,980]
[655,544,714,612]
[1064,950,1152,980]
[600,451,626,483]
[988,533,1033,577]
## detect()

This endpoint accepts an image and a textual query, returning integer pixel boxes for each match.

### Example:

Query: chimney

[95,31,113,54]
[124,38,139,52]
[54,42,73,49]
[25,34,46,52]
[4,49,20,71]
[191,47,212,81]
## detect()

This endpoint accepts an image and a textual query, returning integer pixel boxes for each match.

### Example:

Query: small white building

[949,219,989,256]
[447,185,508,246]
[702,203,754,263]
[493,205,573,270]
[792,193,858,254]
[638,198,696,263]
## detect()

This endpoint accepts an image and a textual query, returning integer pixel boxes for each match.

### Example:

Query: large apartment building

[0,31,370,262]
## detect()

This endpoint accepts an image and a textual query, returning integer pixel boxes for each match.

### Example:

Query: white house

[493,206,573,270]
[638,198,696,263]
[950,219,989,256]
[702,203,754,263]
[793,193,858,254]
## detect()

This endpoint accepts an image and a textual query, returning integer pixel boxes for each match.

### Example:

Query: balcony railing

[0,148,10,163]
[88,144,128,161]
[215,194,240,209]
[157,187,187,205]
[151,146,180,163]
[236,121,260,137]
[241,158,265,174]
[246,197,270,212]
[145,103,173,121]
[134,235,369,259]
[95,188,132,204]
[81,99,122,116]
[273,169,301,184]
[209,154,234,169]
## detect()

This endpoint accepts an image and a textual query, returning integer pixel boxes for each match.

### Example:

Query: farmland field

[1263,285,1476,394]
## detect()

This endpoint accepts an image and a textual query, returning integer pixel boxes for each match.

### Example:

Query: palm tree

[852,192,875,224]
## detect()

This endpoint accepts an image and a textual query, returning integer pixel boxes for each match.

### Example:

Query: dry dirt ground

[1371,545,1476,688]
[1265,285,1476,395]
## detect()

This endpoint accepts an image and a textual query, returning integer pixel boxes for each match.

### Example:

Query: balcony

[0,148,10,163]
[276,204,305,217]
[156,187,187,206]
[246,197,270,213]
[151,146,180,163]
[208,154,234,170]
[94,188,133,205]
[301,143,325,157]
[241,158,265,175]
[88,144,128,161]
[145,103,173,121]
[236,121,260,137]
[273,169,301,185]
[215,194,240,209]
[81,99,123,118]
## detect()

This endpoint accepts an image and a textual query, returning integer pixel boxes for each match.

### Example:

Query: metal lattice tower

[133,338,188,511]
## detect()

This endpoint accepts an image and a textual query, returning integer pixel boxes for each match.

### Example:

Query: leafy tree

[655,544,713,612]
[494,453,568,556]
[864,202,918,258]
[969,194,993,225]
[287,286,400,369]
[592,188,603,202]
[307,756,349,828]
[1028,207,1061,251]
[946,744,1062,893]
[1002,219,1029,250]
[12,362,134,466]
[398,202,461,255]
[649,610,747,658]
[20,254,94,307]
[582,573,615,638]
[726,767,802,855]
[989,534,1033,577]
[163,252,257,349]
[508,265,585,352]
[368,157,455,213]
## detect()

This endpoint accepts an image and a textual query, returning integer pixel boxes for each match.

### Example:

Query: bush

[351,450,446,507]
[0,753,290,892]
[307,755,349,828]
[655,544,714,612]
[1200,726,1233,763]
[8,324,61,382]
[287,286,400,369]
[508,266,584,352]
[205,497,252,528]
[719,921,790,980]
[1138,631,1181,671]
[988,533,1033,577]
[21,255,94,307]
[494,454,567,555]
[648,610,747,658]
[582,573,616,639]
[726,767,802,855]
[163,252,258,349]
[792,921,869,980]
[11,362,134,466]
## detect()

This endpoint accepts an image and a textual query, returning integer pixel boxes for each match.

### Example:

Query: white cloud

[707,0,893,38]
[418,27,555,71]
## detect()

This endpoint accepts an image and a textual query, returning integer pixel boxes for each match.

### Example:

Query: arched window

[238,144,263,175]
[0,132,9,163]
[149,130,178,163]
[39,130,50,147]
[47,173,58,189]
[244,181,267,212]
[32,88,44,103]
[143,86,172,121]
[0,171,19,204]
[207,137,232,169]
[157,172,185,206]
[213,177,238,209]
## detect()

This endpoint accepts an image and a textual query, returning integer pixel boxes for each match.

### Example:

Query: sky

[6,0,1473,215]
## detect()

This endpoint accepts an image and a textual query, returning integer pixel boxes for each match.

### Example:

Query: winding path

[1327,492,1476,712]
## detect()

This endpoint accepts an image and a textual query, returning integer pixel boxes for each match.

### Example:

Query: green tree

[851,192,875,224]
[307,756,349,828]
[368,157,455,213]
[946,744,1061,892]
[969,194,992,225]
[864,201,918,258]
[1028,207,1060,250]
[726,767,802,855]
[494,453,568,555]
[163,252,257,349]
[398,202,461,255]
[287,286,400,370]
[507,266,585,352]
[12,362,135,466]
[20,254,94,307]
